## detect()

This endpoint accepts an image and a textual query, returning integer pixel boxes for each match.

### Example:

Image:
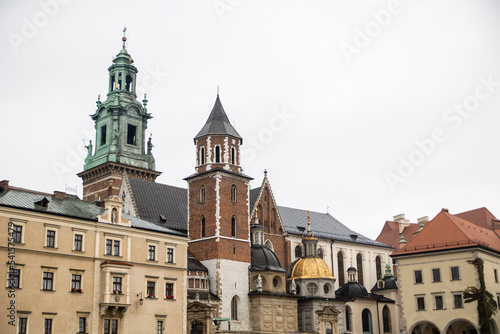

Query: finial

[326,205,329,214]
[142,94,148,108]
[217,85,219,96]
[96,94,102,106]
[264,169,267,177]
[122,26,127,49]
[307,210,311,232]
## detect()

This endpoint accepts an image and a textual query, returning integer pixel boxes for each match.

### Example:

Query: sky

[1,0,500,240]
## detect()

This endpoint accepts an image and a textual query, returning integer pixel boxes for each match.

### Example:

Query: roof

[392,209,500,257]
[250,245,285,272]
[278,206,392,248]
[128,178,187,232]
[290,257,334,280]
[250,187,261,210]
[455,207,497,230]
[376,220,428,249]
[0,187,184,237]
[194,95,242,141]
[188,251,208,272]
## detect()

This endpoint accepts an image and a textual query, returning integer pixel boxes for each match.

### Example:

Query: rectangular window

[101,125,107,146]
[46,230,55,248]
[451,266,460,281]
[417,296,425,310]
[43,272,54,291]
[44,318,53,334]
[147,281,155,298]
[106,239,112,255]
[112,277,122,294]
[495,269,498,283]
[71,274,82,291]
[432,268,441,282]
[435,295,444,310]
[104,319,118,334]
[454,294,463,308]
[148,245,156,261]
[157,320,163,334]
[18,317,27,334]
[165,283,174,299]
[127,124,137,145]
[167,248,174,263]
[9,268,20,289]
[113,240,120,256]
[74,234,83,251]
[78,317,86,333]
[13,225,22,243]
[414,270,423,283]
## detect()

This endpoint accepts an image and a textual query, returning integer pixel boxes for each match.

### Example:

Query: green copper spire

[83,30,156,172]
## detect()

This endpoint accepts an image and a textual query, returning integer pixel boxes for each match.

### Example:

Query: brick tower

[78,31,161,201]
[185,94,252,330]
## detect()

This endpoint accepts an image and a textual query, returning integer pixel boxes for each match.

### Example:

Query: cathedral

[79,34,397,333]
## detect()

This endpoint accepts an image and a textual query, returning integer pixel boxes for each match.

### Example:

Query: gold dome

[290,257,335,280]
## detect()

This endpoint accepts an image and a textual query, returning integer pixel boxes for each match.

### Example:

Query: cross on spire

[122,26,127,49]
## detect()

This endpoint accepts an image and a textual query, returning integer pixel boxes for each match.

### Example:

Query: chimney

[417,216,429,224]
[394,214,410,234]
[0,180,9,193]
[53,191,67,198]
[442,208,449,213]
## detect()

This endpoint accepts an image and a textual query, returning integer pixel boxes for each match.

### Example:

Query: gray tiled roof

[278,206,392,248]
[128,178,187,232]
[250,187,261,210]
[0,188,184,236]
[194,96,242,140]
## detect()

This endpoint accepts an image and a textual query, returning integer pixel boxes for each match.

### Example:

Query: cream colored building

[0,181,188,334]
[392,209,500,334]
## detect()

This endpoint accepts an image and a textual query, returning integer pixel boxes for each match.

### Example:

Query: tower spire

[122,26,127,49]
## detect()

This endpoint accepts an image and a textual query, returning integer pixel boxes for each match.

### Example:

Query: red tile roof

[376,220,428,249]
[455,207,497,230]
[392,209,500,257]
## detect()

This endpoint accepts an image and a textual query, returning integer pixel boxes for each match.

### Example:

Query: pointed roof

[194,95,242,142]
[455,207,497,230]
[392,209,500,257]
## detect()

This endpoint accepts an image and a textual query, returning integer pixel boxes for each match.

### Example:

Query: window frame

[148,243,157,262]
[7,265,22,289]
[453,292,464,309]
[73,229,86,252]
[44,224,60,249]
[450,266,460,281]
[104,237,123,257]
[165,244,175,264]
[414,270,423,284]
[43,313,56,334]
[11,219,26,244]
[416,295,425,311]
[126,123,137,146]
[104,319,118,334]
[432,268,441,283]
[41,267,56,291]
[231,185,237,202]
[112,276,122,294]
[18,316,28,334]
[200,185,205,203]
[165,281,175,300]
[433,294,445,310]
[147,280,156,299]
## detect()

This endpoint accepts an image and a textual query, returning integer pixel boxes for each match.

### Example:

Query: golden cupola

[289,211,335,280]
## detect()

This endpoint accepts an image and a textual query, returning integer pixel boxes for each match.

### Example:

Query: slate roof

[0,187,184,236]
[128,177,187,233]
[392,209,500,257]
[278,206,392,248]
[194,95,242,141]
[250,187,261,209]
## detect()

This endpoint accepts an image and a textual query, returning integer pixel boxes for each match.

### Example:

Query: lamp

[137,292,143,306]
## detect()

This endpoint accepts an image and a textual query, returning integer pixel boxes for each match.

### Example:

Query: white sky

[1,0,500,240]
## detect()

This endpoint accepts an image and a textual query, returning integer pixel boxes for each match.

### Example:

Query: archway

[443,319,478,334]
[409,321,440,334]
[190,320,204,334]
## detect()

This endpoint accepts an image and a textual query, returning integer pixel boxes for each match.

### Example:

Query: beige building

[0,180,188,334]
[392,208,500,334]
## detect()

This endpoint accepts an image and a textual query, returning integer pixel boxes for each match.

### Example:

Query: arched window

[345,307,351,331]
[265,239,273,251]
[231,185,237,202]
[125,75,132,91]
[383,305,391,333]
[231,296,238,320]
[201,216,206,238]
[337,252,345,286]
[215,146,220,163]
[231,147,235,165]
[362,309,372,334]
[231,216,236,237]
[318,248,323,259]
[326,322,332,334]
[200,185,205,203]
[376,256,382,279]
[200,147,205,165]
[295,245,303,258]
[357,253,364,286]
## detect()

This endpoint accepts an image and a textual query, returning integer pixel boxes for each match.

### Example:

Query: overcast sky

[1,0,500,240]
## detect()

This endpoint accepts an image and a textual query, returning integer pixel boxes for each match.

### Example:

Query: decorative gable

[97,195,131,227]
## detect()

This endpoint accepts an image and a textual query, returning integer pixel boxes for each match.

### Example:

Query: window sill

[104,254,123,258]
[148,259,158,263]
[44,246,58,249]
[41,289,55,292]
[166,262,176,265]
[72,250,85,253]
[164,298,176,301]
[12,242,25,246]
[416,309,426,311]
[433,308,446,311]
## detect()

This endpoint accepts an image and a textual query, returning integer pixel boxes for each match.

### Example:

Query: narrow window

[231,185,237,202]
[345,307,351,331]
[451,266,460,280]
[382,306,391,333]
[101,125,107,146]
[231,216,236,238]
[13,225,22,243]
[356,253,364,285]
[104,319,118,334]
[105,239,112,255]
[46,230,55,248]
[200,147,205,165]
[71,274,82,291]
[495,269,498,283]
[113,240,120,256]
[414,270,423,283]
[167,248,174,263]
[231,147,235,164]
[147,281,155,298]
[200,186,205,203]
[8,268,20,289]
[165,283,174,298]
[361,309,372,333]
[338,252,345,286]
[18,317,27,334]
[454,294,463,308]
[435,295,444,310]
[110,75,116,92]
[157,321,163,334]
[417,296,425,310]
[318,248,323,259]
[125,75,132,91]
[215,146,220,163]
[42,272,53,291]
[44,318,53,334]
[231,296,238,320]
[74,234,83,251]
[112,277,122,294]
[295,246,302,258]
[201,216,206,238]
[127,124,137,145]
[148,245,156,261]
[376,256,382,279]
[78,317,86,333]
[432,268,441,282]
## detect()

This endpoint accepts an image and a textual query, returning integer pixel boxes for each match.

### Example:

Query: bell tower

[78,29,161,201]
[185,93,252,330]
